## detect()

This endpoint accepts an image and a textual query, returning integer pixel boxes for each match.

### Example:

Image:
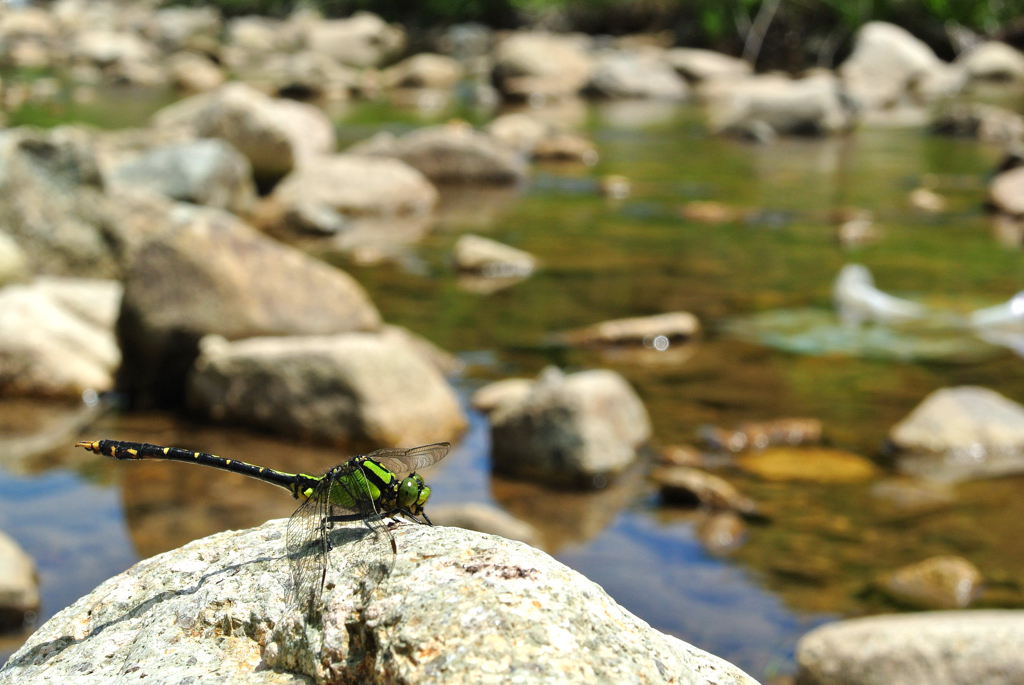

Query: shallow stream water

[4,94,1024,679]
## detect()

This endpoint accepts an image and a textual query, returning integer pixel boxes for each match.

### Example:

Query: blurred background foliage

[171,0,1024,69]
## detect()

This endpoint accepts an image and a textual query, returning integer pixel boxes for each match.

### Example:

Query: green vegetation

[173,0,1024,68]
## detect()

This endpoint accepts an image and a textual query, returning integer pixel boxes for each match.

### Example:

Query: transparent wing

[366,442,452,473]
[286,478,331,616]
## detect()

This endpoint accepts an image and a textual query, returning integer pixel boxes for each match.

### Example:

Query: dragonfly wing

[327,465,397,582]
[286,479,331,616]
[366,442,452,473]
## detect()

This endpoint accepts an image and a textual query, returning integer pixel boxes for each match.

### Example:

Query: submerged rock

[188,331,467,448]
[0,277,121,398]
[796,611,1024,685]
[696,511,747,555]
[489,366,651,488]
[652,466,757,515]
[737,447,877,483]
[562,312,700,349]
[699,418,823,452]
[879,556,982,610]
[0,530,38,632]
[0,520,758,684]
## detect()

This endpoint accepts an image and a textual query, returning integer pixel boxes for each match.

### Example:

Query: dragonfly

[76,439,451,616]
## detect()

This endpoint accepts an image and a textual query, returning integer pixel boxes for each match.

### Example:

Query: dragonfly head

[397,472,430,515]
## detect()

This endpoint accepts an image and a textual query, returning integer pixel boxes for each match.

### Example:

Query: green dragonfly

[76,439,451,615]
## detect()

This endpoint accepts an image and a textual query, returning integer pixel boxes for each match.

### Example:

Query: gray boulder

[878,556,982,610]
[152,83,336,182]
[0,126,123,278]
[493,31,595,100]
[264,154,437,229]
[382,53,464,89]
[797,611,1024,685]
[839,21,964,113]
[188,331,467,447]
[304,11,405,68]
[0,277,121,398]
[348,122,528,184]
[107,139,257,215]
[704,72,853,138]
[889,386,1024,480]
[166,51,225,93]
[990,166,1024,214]
[0,530,38,632]
[118,205,381,408]
[956,41,1024,82]
[588,51,689,100]
[0,520,758,684]
[664,48,752,83]
[490,366,652,487]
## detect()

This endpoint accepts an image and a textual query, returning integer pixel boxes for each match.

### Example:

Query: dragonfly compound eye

[398,475,421,509]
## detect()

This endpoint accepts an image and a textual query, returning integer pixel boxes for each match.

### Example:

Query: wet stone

[652,466,758,516]
[878,555,983,610]
[696,512,747,556]
[737,447,878,483]
[699,418,824,452]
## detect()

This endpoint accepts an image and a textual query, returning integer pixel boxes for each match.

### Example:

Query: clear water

[4,94,1024,679]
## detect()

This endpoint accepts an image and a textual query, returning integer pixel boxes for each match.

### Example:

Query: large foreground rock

[347,122,528,184]
[0,520,757,684]
[0,277,121,398]
[188,332,466,447]
[152,82,336,182]
[489,366,652,487]
[796,611,1024,685]
[118,205,381,408]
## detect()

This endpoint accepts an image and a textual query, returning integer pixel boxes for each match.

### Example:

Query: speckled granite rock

[0,519,759,685]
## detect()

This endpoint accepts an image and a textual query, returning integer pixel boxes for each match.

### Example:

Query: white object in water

[969,290,1024,329]
[833,264,928,326]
